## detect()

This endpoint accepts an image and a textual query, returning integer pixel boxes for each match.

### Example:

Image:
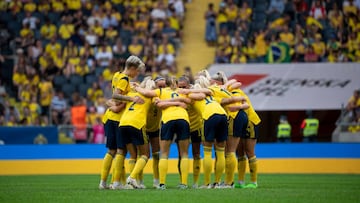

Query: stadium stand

[0,0,187,130]
[211,0,360,64]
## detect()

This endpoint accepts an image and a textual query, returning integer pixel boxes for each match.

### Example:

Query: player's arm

[160,97,191,104]
[188,92,206,101]
[222,79,242,90]
[227,103,250,112]
[154,98,187,109]
[109,103,126,113]
[220,96,246,105]
[178,88,212,96]
[134,86,157,98]
[112,89,144,104]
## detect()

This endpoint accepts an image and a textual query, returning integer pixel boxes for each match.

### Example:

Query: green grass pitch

[0,174,359,203]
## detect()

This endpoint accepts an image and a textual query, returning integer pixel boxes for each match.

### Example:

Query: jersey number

[128,102,136,111]
[171,92,179,98]
[205,96,214,104]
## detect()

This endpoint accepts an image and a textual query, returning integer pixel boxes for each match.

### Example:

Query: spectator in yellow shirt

[231,51,247,63]
[255,29,268,61]
[52,0,65,13]
[280,26,295,46]
[158,36,175,55]
[38,77,54,116]
[91,20,104,38]
[66,0,82,11]
[238,1,252,22]
[217,5,228,30]
[45,36,62,59]
[20,23,33,38]
[312,34,326,60]
[226,1,238,31]
[40,18,57,40]
[58,16,75,40]
[244,40,257,62]
[343,0,358,16]
[63,40,79,59]
[105,26,118,44]
[87,82,104,104]
[75,57,90,76]
[24,0,37,13]
[8,0,22,13]
[38,0,50,13]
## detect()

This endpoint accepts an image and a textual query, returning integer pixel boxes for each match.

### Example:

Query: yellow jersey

[230,88,261,125]
[187,104,202,132]
[209,85,237,119]
[146,103,162,132]
[155,87,189,124]
[192,95,227,120]
[120,91,152,129]
[102,72,130,123]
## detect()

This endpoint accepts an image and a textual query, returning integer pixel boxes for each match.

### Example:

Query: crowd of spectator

[0,0,187,131]
[207,0,360,64]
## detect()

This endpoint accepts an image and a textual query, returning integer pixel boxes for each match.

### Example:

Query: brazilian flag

[265,42,291,63]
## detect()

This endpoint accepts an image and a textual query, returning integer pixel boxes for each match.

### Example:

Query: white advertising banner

[208,63,360,111]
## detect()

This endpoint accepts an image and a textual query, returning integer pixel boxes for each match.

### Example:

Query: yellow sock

[110,165,115,183]
[178,157,182,183]
[100,153,113,182]
[249,156,258,183]
[215,147,225,183]
[203,146,212,185]
[112,154,125,183]
[128,158,136,174]
[120,165,126,184]
[193,158,201,185]
[225,152,236,184]
[152,152,160,180]
[159,158,168,184]
[238,156,247,183]
[180,157,189,185]
[138,169,143,183]
[130,155,148,179]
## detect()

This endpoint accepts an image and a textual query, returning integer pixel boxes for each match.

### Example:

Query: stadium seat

[69,74,84,86]
[78,83,91,97]
[94,67,105,77]
[53,75,68,89]
[253,12,267,23]
[62,83,76,98]
[85,74,97,85]
[47,12,60,24]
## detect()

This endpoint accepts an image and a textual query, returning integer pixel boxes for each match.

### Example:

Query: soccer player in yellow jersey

[177,76,202,188]
[98,55,144,190]
[209,71,250,188]
[118,79,156,189]
[135,77,191,189]
[186,76,228,189]
[224,79,261,189]
[146,76,165,188]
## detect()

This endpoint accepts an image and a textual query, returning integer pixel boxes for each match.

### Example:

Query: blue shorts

[242,121,259,139]
[160,119,190,141]
[147,130,160,138]
[204,114,228,142]
[232,110,248,137]
[104,120,121,150]
[120,126,148,146]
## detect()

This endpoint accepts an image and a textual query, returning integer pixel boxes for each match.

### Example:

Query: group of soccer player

[98,55,260,190]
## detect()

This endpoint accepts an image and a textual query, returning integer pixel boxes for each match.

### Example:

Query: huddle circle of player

[98,55,260,190]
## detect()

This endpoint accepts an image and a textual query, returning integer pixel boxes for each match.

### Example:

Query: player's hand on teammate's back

[133,96,145,104]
